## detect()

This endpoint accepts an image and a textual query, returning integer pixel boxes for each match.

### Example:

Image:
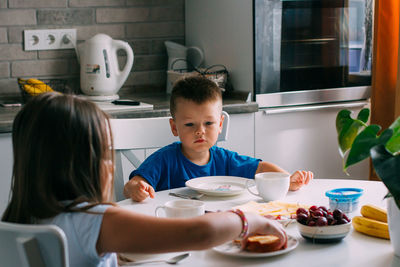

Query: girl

[2,93,287,266]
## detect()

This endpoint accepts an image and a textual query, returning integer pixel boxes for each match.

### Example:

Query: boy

[124,76,313,202]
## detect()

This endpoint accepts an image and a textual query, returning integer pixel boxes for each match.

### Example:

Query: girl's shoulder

[41,203,117,266]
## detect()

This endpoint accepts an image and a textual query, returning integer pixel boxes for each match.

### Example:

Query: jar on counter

[325,188,364,214]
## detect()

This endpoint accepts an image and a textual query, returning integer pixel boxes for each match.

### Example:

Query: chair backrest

[0,221,69,267]
[110,111,230,201]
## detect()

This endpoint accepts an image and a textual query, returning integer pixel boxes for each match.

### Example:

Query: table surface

[118,179,399,267]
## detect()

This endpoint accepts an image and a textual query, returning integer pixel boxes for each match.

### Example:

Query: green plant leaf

[336,110,352,134]
[386,116,400,154]
[371,144,400,209]
[336,109,369,157]
[356,108,370,123]
[344,125,391,169]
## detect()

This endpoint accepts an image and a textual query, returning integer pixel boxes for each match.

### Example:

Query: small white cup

[155,199,205,218]
[246,172,290,202]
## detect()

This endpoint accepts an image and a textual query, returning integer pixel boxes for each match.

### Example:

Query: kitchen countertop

[0,92,258,133]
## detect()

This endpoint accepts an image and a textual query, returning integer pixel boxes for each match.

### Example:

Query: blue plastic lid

[325,188,364,200]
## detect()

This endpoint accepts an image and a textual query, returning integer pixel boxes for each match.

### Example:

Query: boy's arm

[255,161,313,191]
[123,176,155,202]
[255,161,289,174]
[289,170,313,191]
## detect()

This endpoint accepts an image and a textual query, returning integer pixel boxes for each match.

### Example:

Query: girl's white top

[40,202,117,267]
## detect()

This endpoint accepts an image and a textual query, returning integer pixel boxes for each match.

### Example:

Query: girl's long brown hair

[2,93,114,223]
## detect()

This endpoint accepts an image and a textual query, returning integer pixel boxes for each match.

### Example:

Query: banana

[352,216,390,240]
[361,204,387,223]
[19,78,54,96]
[26,78,54,93]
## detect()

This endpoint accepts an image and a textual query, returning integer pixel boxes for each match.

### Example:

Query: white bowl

[297,222,351,243]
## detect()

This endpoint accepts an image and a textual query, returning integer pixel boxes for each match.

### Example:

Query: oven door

[255,0,373,108]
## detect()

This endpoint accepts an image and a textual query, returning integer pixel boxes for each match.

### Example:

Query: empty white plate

[185,176,248,197]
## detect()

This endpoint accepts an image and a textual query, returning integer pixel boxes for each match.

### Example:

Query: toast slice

[245,234,284,253]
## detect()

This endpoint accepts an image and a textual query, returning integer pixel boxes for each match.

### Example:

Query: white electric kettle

[79,34,134,101]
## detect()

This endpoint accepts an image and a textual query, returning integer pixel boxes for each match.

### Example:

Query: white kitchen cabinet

[0,133,13,215]
[218,112,255,157]
[255,101,370,180]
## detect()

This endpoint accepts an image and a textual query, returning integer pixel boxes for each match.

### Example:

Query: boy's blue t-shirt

[129,142,261,191]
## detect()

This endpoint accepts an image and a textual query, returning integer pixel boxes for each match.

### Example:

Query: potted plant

[336,108,400,255]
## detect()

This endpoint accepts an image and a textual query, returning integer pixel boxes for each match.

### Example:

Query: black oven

[255,0,373,107]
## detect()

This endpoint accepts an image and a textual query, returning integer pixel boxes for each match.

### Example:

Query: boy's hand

[123,176,155,202]
[289,170,313,191]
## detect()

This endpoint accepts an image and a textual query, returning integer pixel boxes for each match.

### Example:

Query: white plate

[213,235,298,258]
[277,218,297,226]
[185,176,248,196]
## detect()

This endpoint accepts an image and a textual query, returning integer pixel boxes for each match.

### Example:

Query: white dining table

[118,179,399,267]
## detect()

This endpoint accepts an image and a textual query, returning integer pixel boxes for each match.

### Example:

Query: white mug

[246,172,290,202]
[155,199,205,218]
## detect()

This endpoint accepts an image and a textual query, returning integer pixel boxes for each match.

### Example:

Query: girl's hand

[289,170,313,191]
[241,213,288,250]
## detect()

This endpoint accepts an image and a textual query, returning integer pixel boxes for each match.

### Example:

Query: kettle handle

[112,40,134,90]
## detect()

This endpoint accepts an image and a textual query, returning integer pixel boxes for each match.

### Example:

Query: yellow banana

[27,78,54,93]
[361,204,387,223]
[352,216,390,240]
[19,78,53,96]
[23,84,42,96]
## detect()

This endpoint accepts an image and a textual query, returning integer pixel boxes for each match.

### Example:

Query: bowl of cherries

[296,205,351,243]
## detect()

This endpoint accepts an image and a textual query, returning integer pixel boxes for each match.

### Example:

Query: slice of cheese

[234,200,309,219]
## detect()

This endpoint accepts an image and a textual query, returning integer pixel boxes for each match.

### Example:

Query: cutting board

[94,101,153,112]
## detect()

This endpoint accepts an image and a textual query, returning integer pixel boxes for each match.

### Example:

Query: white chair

[0,221,69,267]
[110,111,230,201]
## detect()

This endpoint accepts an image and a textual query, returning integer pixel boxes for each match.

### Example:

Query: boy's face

[169,98,224,155]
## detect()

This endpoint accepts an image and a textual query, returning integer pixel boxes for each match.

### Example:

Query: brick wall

[0,0,184,96]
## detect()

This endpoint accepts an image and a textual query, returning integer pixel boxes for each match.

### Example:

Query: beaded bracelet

[229,209,249,239]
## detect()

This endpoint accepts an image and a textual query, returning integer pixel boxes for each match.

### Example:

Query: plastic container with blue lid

[325,188,364,213]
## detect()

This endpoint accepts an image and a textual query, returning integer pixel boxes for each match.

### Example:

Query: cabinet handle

[262,101,369,115]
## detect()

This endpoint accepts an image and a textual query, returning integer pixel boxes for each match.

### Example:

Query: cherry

[329,219,338,225]
[337,218,349,225]
[309,205,318,212]
[297,213,309,225]
[298,206,350,227]
[326,214,335,224]
[296,208,308,216]
[343,213,350,222]
[316,216,328,226]
[333,209,344,220]
[307,220,316,226]
[318,206,328,212]
[321,210,328,217]
[311,210,324,218]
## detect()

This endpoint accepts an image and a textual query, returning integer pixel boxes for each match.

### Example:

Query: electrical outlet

[24,29,77,51]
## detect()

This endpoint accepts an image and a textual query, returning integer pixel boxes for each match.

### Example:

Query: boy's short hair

[170,75,222,118]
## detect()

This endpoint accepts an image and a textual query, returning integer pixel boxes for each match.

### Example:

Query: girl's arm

[96,206,286,254]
